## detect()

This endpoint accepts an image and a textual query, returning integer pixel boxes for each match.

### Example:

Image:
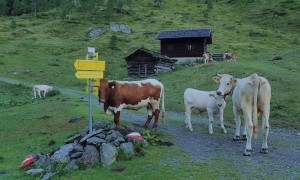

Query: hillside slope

[0,0,299,129]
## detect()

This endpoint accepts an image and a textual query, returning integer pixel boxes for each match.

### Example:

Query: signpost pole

[87,47,95,134]
[88,78,93,134]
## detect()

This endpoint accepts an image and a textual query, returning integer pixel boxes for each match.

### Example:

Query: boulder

[100,143,118,166]
[50,144,74,163]
[82,145,100,167]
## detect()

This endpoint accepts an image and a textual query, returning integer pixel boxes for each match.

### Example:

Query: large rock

[34,154,51,168]
[120,142,134,158]
[25,168,44,176]
[86,27,105,38]
[50,144,74,163]
[100,143,118,166]
[82,145,100,167]
[110,22,131,34]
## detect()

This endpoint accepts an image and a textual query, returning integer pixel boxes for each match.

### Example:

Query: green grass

[0,0,299,178]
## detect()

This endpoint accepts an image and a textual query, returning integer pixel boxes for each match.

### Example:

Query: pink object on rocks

[20,155,34,168]
[126,132,144,141]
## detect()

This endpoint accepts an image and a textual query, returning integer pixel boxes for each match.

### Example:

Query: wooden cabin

[156,28,212,64]
[124,48,177,77]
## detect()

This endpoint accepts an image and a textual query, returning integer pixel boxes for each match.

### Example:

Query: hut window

[167,44,174,51]
[138,64,147,76]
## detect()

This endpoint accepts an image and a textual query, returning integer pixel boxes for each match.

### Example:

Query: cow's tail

[161,86,166,125]
[252,74,259,139]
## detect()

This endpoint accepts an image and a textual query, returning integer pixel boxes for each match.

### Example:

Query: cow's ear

[109,81,116,89]
[212,76,220,83]
[209,93,215,98]
[232,78,238,85]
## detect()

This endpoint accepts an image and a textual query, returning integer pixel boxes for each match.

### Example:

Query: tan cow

[223,52,237,62]
[203,53,213,64]
[213,73,271,156]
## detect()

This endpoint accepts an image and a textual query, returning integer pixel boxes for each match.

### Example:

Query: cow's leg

[152,109,160,129]
[33,90,37,99]
[144,108,153,129]
[114,111,121,129]
[261,110,270,154]
[241,120,247,140]
[38,90,42,98]
[184,105,193,131]
[43,90,47,98]
[233,106,242,141]
[244,111,253,156]
[207,109,214,134]
[219,109,227,134]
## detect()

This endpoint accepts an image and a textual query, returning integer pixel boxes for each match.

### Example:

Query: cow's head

[98,79,109,103]
[212,73,238,96]
[209,92,225,108]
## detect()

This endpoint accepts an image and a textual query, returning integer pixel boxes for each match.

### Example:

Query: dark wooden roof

[124,48,177,63]
[156,28,212,43]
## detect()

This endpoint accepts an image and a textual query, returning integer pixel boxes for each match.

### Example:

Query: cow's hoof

[233,136,240,141]
[223,129,227,134]
[209,131,213,135]
[242,135,247,140]
[260,148,268,154]
[152,126,157,130]
[243,149,252,156]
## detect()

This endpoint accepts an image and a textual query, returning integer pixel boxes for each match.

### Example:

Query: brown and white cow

[203,53,213,64]
[213,73,271,156]
[223,52,237,62]
[98,78,165,129]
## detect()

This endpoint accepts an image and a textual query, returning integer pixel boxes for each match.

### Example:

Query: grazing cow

[184,88,227,134]
[98,79,165,129]
[223,52,237,62]
[33,85,53,99]
[203,53,213,64]
[213,73,271,156]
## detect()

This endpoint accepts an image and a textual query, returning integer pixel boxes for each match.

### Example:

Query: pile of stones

[23,121,148,179]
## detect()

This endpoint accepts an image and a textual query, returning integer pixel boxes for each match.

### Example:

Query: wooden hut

[156,28,212,64]
[124,48,177,77]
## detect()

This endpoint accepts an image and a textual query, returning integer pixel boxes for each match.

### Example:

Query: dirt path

[1,77,299,179]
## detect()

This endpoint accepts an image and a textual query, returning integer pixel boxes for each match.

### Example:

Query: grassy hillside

[0,0,300,179]
[0,0,299,127]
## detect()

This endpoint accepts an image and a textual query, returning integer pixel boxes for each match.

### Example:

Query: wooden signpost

[74,47,105,134]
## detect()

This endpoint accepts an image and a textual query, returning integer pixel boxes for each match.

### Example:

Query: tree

[0,0,6,15]
[10,19,16,33]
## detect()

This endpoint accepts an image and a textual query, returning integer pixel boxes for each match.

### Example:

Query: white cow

[33,85,53,99]
[184,88,227,134]
[213,73,271,156]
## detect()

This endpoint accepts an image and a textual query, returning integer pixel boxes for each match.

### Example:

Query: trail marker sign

[74,60,105,71]
[75,71,103,79]
[74,47,106,135]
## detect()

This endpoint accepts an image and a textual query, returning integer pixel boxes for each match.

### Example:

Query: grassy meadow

[0,0,299,179]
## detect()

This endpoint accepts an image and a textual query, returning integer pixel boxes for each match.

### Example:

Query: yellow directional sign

[86,52,99,60]
[85,79,100,94]
[86,86,99,95]
[74,60,105,71]
[75,71,103,79]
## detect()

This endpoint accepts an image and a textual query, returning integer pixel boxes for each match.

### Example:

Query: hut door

[138,64,147,76]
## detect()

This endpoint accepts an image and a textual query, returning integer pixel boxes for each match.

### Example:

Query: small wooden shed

[124,48,177,77]
[156,28,212,64]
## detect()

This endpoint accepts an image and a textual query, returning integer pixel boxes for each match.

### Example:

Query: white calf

[33,85,53,99]
[184,88,227,134]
